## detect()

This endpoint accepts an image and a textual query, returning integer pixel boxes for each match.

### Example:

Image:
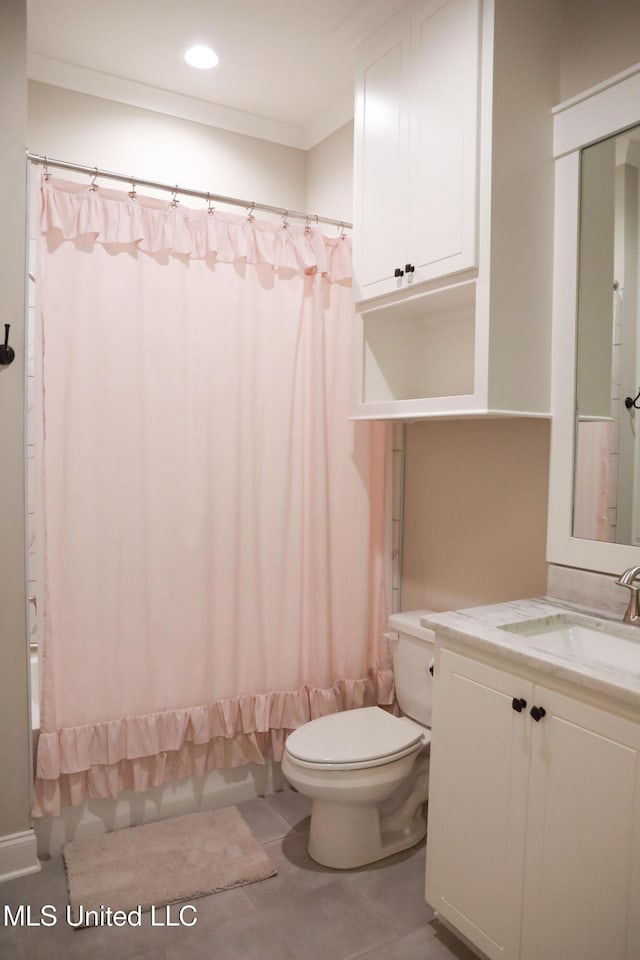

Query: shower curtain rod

[26,152,353,230]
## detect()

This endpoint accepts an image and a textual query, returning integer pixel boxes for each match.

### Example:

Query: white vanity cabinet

[351,0,557,419]
[425,648,640,960]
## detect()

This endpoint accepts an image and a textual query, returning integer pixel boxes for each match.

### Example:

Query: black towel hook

[625,388,640,410]
[0,324,15,367]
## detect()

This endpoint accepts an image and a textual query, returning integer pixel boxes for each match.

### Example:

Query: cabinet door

[426,649,533,960]
[522,687,640,960]
[408,0,480,283]
[353,17,410,303]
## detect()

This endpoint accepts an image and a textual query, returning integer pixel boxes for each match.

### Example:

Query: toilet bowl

[282,610,435,869]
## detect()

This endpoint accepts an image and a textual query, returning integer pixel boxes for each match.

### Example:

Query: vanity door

[425,649,533,960]
[521,687,640,960]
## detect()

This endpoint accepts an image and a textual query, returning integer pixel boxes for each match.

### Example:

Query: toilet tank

[387,610,436,727]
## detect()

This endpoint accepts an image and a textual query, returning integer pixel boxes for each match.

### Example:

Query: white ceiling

[26,0,407,149]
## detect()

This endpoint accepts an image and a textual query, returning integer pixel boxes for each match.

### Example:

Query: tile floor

[0,789,478,960]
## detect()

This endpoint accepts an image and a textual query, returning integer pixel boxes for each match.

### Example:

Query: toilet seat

[285,706,427,771]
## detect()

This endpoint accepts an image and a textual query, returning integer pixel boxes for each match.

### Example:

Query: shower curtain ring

[43,156,50,182]
[89,167,99,192]
[247,203,255,223]
[170,186,180,208]
[282,209,289,230]
[207,193,215,216]
[129,177,137,200]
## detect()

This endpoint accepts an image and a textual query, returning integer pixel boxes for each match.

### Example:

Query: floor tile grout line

[341,929,408,960]
[345,880,413,938]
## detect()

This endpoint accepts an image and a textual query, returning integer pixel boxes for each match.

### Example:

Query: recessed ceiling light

[184,45,219,70]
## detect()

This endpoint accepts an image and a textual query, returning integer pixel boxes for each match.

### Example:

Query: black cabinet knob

[530,705,546,722]
[394,267,404,278]
[404,263,415,273]
[511,697,527,713]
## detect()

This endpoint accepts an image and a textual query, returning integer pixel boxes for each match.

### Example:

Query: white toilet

[281,610,435,869]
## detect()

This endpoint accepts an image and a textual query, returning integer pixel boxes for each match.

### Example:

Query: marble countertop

[420,597,640,713]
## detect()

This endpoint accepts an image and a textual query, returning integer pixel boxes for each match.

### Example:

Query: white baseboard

[0,829,41,884]
[34,760,286,857]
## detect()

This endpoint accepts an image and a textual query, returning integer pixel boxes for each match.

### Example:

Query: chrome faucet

[615,566,640,624]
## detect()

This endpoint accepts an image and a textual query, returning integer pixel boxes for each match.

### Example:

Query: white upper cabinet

[408,0,479,280]
[353,18,410,299]
[351,0,558,420]
[354,0,479,303]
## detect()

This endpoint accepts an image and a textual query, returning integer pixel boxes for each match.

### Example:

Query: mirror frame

[547,62,640,574]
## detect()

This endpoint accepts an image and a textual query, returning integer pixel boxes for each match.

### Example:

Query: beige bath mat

[63,806,276,925]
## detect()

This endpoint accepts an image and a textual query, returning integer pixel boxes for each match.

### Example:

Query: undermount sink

[499,613,640,675]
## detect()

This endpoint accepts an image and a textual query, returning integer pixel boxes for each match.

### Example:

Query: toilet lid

[285,706,424,766]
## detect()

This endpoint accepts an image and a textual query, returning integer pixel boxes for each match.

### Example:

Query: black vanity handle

[394,267,404,278]
[511,697,527,713]
[530,705,546,722]
[404,263,415,273]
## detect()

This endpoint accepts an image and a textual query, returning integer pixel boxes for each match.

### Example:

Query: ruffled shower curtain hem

[33,666,394,817]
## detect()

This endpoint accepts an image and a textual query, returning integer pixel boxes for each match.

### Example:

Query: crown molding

[27,52,324,150]
[302,93,354,151]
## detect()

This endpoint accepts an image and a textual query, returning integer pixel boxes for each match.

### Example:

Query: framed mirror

[547,63,640,574]
[573,123,640,546]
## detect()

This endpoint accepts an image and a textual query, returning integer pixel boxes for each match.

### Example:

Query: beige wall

[0,0,32,840]
[305,121,354,223]
[560,0,640,102]
[28,82,307,214]
[27,83,356,226]
[401,420,550,612]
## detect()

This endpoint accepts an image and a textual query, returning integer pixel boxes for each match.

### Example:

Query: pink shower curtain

[33,177,391,817]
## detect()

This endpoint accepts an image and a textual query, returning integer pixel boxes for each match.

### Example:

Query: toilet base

[307,798,427,870]
[282,739,430,870]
